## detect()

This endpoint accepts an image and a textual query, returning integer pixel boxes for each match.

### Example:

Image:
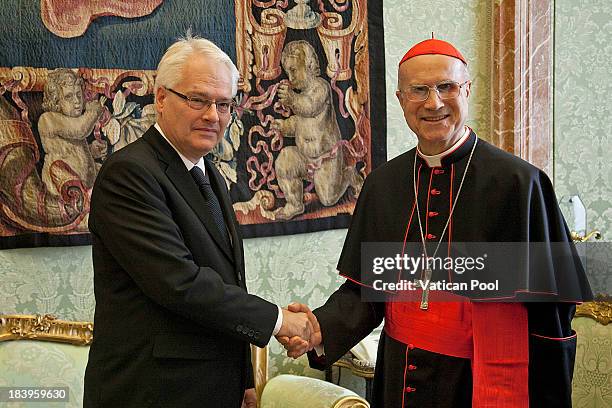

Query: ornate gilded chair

[0,314,92,407]
[572,299,612,408]
[251,345,369,408]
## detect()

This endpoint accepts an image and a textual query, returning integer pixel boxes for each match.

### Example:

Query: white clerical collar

[154,123,206,174]
[417,126,471,168]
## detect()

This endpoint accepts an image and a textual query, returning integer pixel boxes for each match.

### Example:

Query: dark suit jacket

[83,126,278,408]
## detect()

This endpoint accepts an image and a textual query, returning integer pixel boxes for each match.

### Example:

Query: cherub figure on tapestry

[272,40,363,220]
[38,69,107,197]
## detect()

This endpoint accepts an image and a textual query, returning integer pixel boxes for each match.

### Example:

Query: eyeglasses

[165,87,235,114]
[398,80,471,102]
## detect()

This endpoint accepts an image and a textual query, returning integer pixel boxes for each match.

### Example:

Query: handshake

[275,303,322,358]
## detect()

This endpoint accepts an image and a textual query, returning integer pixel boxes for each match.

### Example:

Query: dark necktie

[190,166,231,248]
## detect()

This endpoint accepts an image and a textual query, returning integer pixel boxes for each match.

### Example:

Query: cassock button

[408,343,415,350]
[408,364,417,370]
[434,169,445,175]
[404,387,416,393]
[430,189,441,195]
[428,211,439,217]
[426,234,436,240]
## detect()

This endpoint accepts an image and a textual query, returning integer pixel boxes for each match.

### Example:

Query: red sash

[385,295,530,407]
[385,291,473,359]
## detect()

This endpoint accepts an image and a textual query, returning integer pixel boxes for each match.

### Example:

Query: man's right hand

[277,303,322,358]
[276,308,314,345]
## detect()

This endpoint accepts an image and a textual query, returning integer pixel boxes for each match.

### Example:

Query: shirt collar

[154,123,206,174]
[417,126,472,168]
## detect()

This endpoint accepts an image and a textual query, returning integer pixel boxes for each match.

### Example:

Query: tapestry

[0,0,385,248]
[229,0,386,237]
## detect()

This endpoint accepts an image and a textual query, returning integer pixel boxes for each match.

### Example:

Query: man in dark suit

[83,34,313,408]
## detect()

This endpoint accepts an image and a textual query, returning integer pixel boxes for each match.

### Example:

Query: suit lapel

[143,128,234,262]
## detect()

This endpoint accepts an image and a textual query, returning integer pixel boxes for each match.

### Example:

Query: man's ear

[155,87,166,114]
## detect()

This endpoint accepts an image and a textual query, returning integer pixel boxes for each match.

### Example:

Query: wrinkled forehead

[398,54,468,86]
[177,56,233,94]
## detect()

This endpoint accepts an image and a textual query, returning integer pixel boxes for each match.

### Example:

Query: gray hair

[42,69,83,113]
[155,31,240,96]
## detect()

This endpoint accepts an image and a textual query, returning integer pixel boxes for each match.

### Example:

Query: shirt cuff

[314,344,325,356]
[271,305,283,336]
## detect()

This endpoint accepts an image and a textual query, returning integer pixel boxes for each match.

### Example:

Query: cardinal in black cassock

[285,38,592,408]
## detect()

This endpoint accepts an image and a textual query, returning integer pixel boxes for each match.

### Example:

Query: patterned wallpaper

[554,0,611,240]
[0,246,93,322]
[243,230,347,377]
[0,0,608,393]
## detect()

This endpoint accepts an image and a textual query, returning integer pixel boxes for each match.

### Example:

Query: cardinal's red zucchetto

[399,38,467,66]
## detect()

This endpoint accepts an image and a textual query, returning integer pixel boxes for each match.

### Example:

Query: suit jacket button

[248,330,255,337]
[236,325,243,332]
